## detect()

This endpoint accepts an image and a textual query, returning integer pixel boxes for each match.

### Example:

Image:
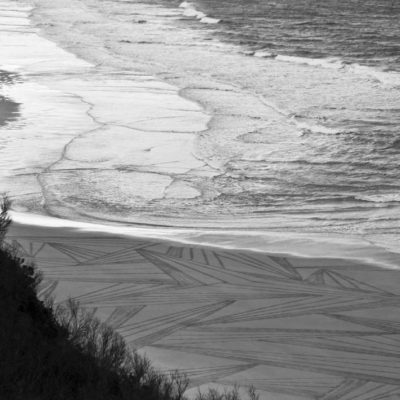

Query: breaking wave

[179,2,220,24]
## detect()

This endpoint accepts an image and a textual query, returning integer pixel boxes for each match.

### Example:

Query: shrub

[0,195,11,244]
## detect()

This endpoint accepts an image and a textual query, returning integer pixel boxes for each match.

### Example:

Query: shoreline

[10,211,400,270]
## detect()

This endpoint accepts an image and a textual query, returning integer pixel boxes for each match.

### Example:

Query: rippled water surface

[169,0,400,71]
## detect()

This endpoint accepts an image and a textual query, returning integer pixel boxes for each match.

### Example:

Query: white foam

[356,193,400,203]
[275,55,400,86]
[179,1,219,23]
[0,31,91,73]
[253,50,273,58]
[294,119,342,135]
[276,55,344,70]
[182,7,205,19]
[200,17,220,24]
[347,63,400,86]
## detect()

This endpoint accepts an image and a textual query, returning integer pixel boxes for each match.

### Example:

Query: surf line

[179,1,221,24]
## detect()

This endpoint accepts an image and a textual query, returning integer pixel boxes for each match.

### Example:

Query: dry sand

[8,221,400,400]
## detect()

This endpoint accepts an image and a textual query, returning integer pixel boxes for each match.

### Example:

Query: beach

[2,0,400,398]
[7,218,400,399]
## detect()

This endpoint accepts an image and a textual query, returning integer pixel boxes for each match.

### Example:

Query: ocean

[174,0,400,71]
[1,0,400,261]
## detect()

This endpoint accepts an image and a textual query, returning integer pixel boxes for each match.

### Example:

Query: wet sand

[7,221,400,400]
[0,96,19,126]
[0,71,20,126]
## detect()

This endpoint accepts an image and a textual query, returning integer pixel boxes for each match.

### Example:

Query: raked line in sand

[7,221,400,400]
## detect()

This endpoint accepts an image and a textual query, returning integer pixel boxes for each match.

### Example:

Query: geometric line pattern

[105,305,145,329]
[37,279,59,301]
[47,242,107,263]
[119,301,234,348]
[327,313,400,333]
[194,295,400,325]
[219,376,342,398]
[152,344,400,385]
[305,270,392,294]
[7,233,400,399]
[318,379,400,400]
[163,364,256,388]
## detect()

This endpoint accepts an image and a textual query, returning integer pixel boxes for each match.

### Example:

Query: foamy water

[9,211,400,270]
[0,0,400,265]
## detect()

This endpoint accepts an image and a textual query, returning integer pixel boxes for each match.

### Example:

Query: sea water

[1,0,400,261]
[173,0,400,72]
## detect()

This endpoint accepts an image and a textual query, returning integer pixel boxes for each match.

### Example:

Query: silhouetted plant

[0,195,11,244]
[196,386,259,400]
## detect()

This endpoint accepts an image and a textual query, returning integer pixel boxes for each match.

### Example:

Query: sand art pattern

[7,232,400,399]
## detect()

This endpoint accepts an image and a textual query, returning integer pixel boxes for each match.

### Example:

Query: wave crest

[273,55,400,86]
[179,2,220,24]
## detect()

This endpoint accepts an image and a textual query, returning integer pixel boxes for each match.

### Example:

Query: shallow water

[0,0,400,260]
